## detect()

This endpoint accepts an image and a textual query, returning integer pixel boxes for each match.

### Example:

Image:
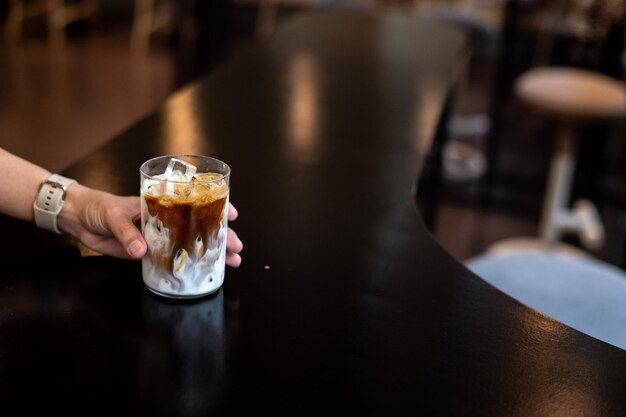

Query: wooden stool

[514,66,626,251]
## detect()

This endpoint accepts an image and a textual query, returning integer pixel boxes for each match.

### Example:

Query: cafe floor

[1,10,625,268]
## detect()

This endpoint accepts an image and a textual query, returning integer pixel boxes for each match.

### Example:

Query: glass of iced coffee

[140,155,230,298]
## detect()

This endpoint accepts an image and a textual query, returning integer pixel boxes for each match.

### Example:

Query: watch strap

[33,174,78,234]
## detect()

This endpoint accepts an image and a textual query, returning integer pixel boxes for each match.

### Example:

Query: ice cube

[164,158,197,182]
[183,182,208,200]
[142,179,161,195]
[168,170,186,181]
[165,180,177,196]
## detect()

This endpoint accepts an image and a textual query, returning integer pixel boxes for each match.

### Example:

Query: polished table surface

[2,11,626,417]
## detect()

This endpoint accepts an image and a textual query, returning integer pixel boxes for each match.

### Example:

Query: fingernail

[128,239,143,258]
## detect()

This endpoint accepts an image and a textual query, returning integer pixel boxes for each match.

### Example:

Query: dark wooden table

[1,11,625,417]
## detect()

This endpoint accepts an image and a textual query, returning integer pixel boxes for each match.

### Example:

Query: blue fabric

[466,253,626,350]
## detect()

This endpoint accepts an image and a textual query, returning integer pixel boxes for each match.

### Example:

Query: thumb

[108,209,147,259]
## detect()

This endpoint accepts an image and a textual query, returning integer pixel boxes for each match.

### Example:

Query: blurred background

[0,0,625,267]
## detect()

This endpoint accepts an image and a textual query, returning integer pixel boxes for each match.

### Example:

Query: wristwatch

[33,174,78,234]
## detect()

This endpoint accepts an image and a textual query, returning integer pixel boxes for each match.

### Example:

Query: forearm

[0,148,51,221]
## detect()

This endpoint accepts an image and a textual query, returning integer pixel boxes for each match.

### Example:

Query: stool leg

[131,0,155,59]
[5,0,24,43]
[539,124,576,246]
[47,0,66,46]
[256,0,279,39]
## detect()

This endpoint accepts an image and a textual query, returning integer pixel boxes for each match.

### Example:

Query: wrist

[56,183,90,236]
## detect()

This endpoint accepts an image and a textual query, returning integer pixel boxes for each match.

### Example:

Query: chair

[5,0,98,44]
[130,0,179,59]
[414,0,504,182]
[252,0,374,39]
[466,251,626,350]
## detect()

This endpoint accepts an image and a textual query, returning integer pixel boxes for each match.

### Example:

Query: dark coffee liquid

[144,195,227,270]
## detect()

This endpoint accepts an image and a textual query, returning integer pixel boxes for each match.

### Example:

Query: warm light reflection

[288,53,319,162]
[507,312,604,417]
[523,313,568,337]
[411,83,445,156]
[163,90,206,156]
[515,374,602,417]
[376,18,443,158]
